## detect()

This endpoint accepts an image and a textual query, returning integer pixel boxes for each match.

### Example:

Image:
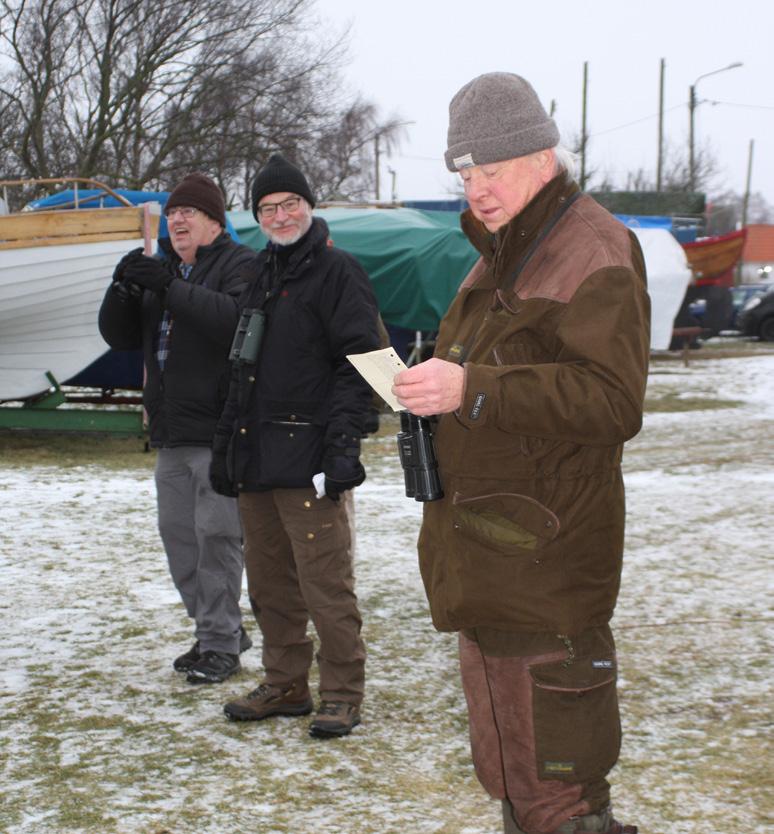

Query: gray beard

[265,216,312,246]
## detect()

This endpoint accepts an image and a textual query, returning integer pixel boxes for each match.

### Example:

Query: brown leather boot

[308,700,361,738]
[555,806,637,834]
[223,680,313,721]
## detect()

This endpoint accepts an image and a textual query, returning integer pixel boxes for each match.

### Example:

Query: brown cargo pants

[459,627,620,833]
[238,487,366,705]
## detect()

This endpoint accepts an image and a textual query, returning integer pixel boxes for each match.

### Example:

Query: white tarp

[630,227,692,350]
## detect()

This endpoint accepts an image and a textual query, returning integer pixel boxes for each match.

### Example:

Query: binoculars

[397,411,443,502]
[229,308,266,364]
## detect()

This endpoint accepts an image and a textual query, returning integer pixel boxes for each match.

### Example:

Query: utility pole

[657,58,665,192]
[580,62,588,191]
[374,132,381,201]
[689,62,743,192]
[739,139,754,286]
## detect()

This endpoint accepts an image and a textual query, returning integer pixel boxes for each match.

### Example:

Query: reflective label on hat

[453,153,475,169]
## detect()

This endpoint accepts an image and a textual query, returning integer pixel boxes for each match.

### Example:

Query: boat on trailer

[0,178,160,402]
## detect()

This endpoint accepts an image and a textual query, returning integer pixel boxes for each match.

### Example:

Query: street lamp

[688,61,743,191]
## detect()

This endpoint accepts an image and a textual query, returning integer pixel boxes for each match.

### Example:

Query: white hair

[551,144,578,179]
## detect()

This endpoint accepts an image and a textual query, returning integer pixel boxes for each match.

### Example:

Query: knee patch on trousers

[530,650,621,783]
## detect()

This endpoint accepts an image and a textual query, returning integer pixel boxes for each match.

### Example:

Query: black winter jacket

[215,217,381,491]
[98,232,256,446]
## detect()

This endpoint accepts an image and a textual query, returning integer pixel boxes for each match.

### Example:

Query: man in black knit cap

[99,172,255,685]
[213,153,381,738]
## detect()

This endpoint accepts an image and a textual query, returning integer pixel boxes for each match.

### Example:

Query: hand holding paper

[347,349,464,416]
[345,348,408,412]
[391,357,465,416]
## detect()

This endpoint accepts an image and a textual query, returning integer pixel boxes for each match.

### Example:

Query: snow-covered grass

[1,348,772,834]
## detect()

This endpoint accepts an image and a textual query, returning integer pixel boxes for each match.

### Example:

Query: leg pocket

[530,653,620,783]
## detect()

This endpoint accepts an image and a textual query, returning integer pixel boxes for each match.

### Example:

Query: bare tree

[705,189,773,235]
[611,141,720,195]
[0,0,403,208]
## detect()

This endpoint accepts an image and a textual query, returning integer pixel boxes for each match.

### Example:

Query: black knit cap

[251,153,316,219]
[165,172,226,227]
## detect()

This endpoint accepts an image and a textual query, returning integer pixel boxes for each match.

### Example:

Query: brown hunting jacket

[417,174,650,638]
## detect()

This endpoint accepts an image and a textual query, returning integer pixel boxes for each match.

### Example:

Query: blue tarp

[614,214,672,229]
[27,188,241,242]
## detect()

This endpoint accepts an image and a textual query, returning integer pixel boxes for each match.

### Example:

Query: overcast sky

[315,0,774,208]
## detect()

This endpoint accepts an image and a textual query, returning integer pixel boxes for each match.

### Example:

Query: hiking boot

[186,650,240,684]
[173,641,201,672]
[173,626,252,673]
[308,700,361,738]
[223,681,313,721]
[556,806,638,834]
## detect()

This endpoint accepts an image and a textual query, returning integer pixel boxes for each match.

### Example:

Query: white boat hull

[0,238,144,400]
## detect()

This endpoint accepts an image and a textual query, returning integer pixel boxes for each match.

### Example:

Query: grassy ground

[1,343,772,834]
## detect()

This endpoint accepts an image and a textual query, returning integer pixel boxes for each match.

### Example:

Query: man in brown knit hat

[393,73,648,834]
[99,172,256,685]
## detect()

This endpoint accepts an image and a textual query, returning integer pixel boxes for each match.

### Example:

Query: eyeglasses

[257,197,301,218]
[165,206,198,219]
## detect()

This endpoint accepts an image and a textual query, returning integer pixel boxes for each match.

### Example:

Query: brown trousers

[459,630,618,834]
[238,487,365,704]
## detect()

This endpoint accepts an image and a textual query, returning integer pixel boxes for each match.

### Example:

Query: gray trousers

[155,446,244,654]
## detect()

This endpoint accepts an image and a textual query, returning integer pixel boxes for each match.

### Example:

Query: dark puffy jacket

[98,233,256,446]
[215,217,381,491]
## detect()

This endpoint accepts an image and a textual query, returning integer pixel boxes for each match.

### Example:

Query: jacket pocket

[452,492,559,553]
[492,342,527,366]
[258,414,324,487]
[530,654,620,782]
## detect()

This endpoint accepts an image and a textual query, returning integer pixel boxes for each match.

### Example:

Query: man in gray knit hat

[393,73,649,834]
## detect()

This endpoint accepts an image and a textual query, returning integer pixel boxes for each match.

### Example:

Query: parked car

[729,283,772,330]
[737,285,774,341]
[687,283,770,333]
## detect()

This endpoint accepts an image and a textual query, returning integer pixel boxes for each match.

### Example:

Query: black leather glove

[209,450,238,498]
[111,247,145,283]
[122,255,174,294]
[110,247,145,301]
[322,438,365,501]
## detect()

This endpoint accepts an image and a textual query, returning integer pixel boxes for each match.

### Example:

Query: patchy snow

[1,352,772,833]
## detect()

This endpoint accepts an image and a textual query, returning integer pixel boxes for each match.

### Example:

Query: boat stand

[0,372,145,435]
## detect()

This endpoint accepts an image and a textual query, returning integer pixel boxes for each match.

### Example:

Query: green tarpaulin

[228,207,479,331]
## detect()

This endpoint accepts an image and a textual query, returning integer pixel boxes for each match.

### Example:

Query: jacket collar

[260,216,330,277]
[461,173,579,270]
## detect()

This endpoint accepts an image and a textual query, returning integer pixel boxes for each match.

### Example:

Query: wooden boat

[0,178,160,401]
[681,228,746,287]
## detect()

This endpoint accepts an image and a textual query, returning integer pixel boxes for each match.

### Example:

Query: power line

[590,104,684,138]
[588,98,774,141]
[705,98,774,111]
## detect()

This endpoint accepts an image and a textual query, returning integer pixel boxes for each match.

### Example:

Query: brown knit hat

[445,72,559,171]
[165,172,226,226]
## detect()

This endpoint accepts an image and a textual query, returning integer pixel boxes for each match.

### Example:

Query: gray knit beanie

[445,72,559,171]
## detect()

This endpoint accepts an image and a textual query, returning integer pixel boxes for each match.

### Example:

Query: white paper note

[346,347,407,412]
